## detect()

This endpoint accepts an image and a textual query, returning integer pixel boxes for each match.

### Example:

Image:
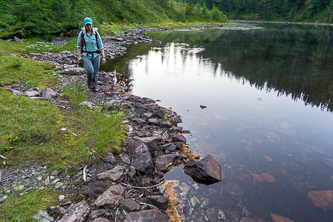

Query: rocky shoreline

[1,25,223,222]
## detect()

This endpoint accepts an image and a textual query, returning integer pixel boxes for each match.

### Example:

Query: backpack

[80,29,101,54]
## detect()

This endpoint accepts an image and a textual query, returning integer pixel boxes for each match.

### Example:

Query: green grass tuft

[61,82,88,106]
[0,187,58,222]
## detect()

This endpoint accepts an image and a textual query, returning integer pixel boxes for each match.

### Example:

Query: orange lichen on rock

[180,144,199,160]
[270,213,294,222]
[113,84,122,92]
[164,181,183,222]
[125,92,132,97]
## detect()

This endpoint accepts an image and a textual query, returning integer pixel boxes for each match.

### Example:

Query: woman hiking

[77,17,106,92]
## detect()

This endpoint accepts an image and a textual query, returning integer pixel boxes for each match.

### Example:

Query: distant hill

[0,0,226,39]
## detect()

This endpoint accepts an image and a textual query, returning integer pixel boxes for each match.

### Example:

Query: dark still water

[101,24,333,221]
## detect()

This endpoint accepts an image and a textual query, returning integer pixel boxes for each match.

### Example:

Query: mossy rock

[74,194,85,202]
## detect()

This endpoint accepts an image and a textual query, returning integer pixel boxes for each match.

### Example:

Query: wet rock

[307,190,333,210]
[155,110,165,119]
[146,195,168,210]
[161,143,177,152]
[240,217,265,222]
[172,134,186,143]
[94,184,126,207]
[57,201,90,222]
[119,198,141,211]
[218,209,226,220]
[270,213,294,222]
[41,88,57,99]
[261,173,276,183]
[225,183,244,196]
[184,154,222,183]
[124,209,169,222]
[97,165,124,181]
[155,154,176,172]
[32,210,54,222]
[132,143,154,174]
[323,158,333,169]
[253,174,264,182]
[172,116,182,126]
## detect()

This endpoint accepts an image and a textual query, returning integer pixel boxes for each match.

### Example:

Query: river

[101,23,333,221]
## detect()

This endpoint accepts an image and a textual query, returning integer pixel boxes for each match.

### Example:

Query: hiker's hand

[102,57,106,64]
[78,56,82,63]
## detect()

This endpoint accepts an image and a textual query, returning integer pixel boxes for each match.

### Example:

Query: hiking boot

[88,84,93,89]
[92,87,98,92]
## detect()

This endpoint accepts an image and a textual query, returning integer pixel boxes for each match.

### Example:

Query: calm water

[101,24,333,221]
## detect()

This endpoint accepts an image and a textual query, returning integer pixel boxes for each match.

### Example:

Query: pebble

[58,195,65,202]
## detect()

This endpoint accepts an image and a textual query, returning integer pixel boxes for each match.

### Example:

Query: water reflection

[103,25,333,221]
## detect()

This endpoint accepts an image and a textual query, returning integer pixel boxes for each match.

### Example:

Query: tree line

[184,0,333,22]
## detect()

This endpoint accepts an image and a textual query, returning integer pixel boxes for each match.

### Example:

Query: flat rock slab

[119,198,141,212]
[124,209,170,222]
[146,196,168,210]
[58,201,90,222]
[184,154,222,183]
[307,190,333,210]
[94,184,126,207]
[92,218,109,222]
[270,213,294,222]
[97,165,124,181]
[155,154,176,172]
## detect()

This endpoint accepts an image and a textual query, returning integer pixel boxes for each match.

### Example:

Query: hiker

[77,17,106,92]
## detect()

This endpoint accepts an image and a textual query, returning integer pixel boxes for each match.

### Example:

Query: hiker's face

[85,24,93,32]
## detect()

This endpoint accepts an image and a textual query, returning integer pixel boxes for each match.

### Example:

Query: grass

[61,82,88,106]
[0,54,57,88]
[0,86,126,170]
[0,186,58,222]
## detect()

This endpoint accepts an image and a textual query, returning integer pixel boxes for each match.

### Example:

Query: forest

[0,0,226,39]
[186,0,333,22]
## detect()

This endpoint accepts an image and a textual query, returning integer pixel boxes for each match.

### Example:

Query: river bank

[0,25,224,222]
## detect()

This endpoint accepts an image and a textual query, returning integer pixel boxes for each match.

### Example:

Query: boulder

[183,155,222,183]
[124,209,170,222]
[155,154,176,172]
[270,213,294,222]
[58,201,90,222]
[132,143,154,174]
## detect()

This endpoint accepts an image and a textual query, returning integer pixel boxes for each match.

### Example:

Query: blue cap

[84,17,93,25]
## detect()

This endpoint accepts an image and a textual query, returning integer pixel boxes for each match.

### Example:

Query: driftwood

[82,165,87,182]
